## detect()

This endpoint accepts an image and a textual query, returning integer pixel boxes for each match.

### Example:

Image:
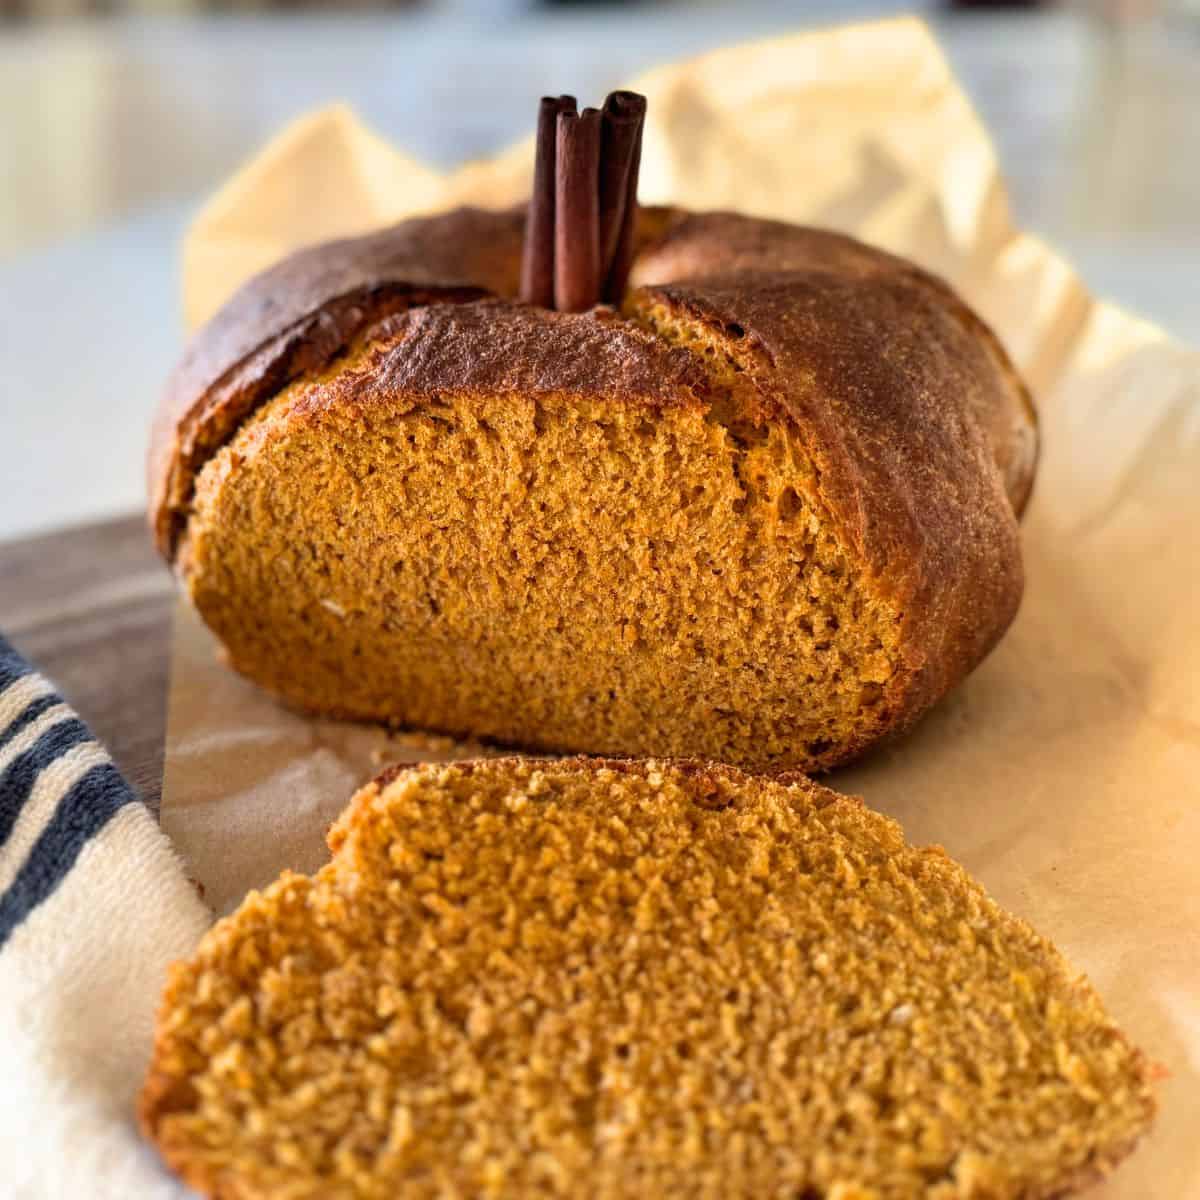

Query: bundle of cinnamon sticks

[519,91,647,313]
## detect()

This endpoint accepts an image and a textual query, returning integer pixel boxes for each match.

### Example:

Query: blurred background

[1,0,1199,541]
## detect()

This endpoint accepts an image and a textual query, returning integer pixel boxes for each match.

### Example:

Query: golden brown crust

[140,756,1155,1199]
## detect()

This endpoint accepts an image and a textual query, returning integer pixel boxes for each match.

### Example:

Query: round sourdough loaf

[149,207,1037,772]
[140,757,1152,1200]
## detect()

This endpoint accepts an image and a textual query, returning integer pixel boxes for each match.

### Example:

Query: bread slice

[140,757,1154,1199]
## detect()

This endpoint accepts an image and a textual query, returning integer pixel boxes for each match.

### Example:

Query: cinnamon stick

[519,94,576,308]
[598,91,647,303]
[520,90,646,312]
[553,106,603,314]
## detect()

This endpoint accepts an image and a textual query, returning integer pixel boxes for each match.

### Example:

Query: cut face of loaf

[185,304,901,769]
[156,208,1035,772]
[140,757,1155,1200]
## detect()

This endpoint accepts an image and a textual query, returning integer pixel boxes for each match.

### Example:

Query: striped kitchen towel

[0,634,209,1199]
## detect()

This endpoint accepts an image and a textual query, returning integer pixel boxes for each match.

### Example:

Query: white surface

[1,206,187,540]
[1,6,1198,543]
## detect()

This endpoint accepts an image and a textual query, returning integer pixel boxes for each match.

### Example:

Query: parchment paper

[160,18,1199,1195]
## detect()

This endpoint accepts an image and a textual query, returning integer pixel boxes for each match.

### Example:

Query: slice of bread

[140,758,1154,1199]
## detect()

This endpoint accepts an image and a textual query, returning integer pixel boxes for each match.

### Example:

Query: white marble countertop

[2,5,1198,542]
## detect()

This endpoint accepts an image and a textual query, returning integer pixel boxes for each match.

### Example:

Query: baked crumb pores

[140,757,1153,1200]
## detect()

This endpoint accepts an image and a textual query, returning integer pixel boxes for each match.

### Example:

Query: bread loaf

[150,207,1036,771]
[140,756,1153,1199]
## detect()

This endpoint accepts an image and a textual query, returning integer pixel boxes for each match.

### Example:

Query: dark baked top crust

[329,301,708,414]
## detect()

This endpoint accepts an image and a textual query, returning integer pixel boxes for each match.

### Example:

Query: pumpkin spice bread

[149,200,1036,772]
[140,757,1154,1199]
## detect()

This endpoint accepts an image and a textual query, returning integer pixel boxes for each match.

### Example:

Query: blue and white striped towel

[0,634,209,1199]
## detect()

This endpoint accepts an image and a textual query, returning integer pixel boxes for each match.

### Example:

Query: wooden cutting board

[0,515,171,812]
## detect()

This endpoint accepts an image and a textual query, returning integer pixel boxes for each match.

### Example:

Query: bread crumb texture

[141,757,1154,1199]
[183,300,902,773]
